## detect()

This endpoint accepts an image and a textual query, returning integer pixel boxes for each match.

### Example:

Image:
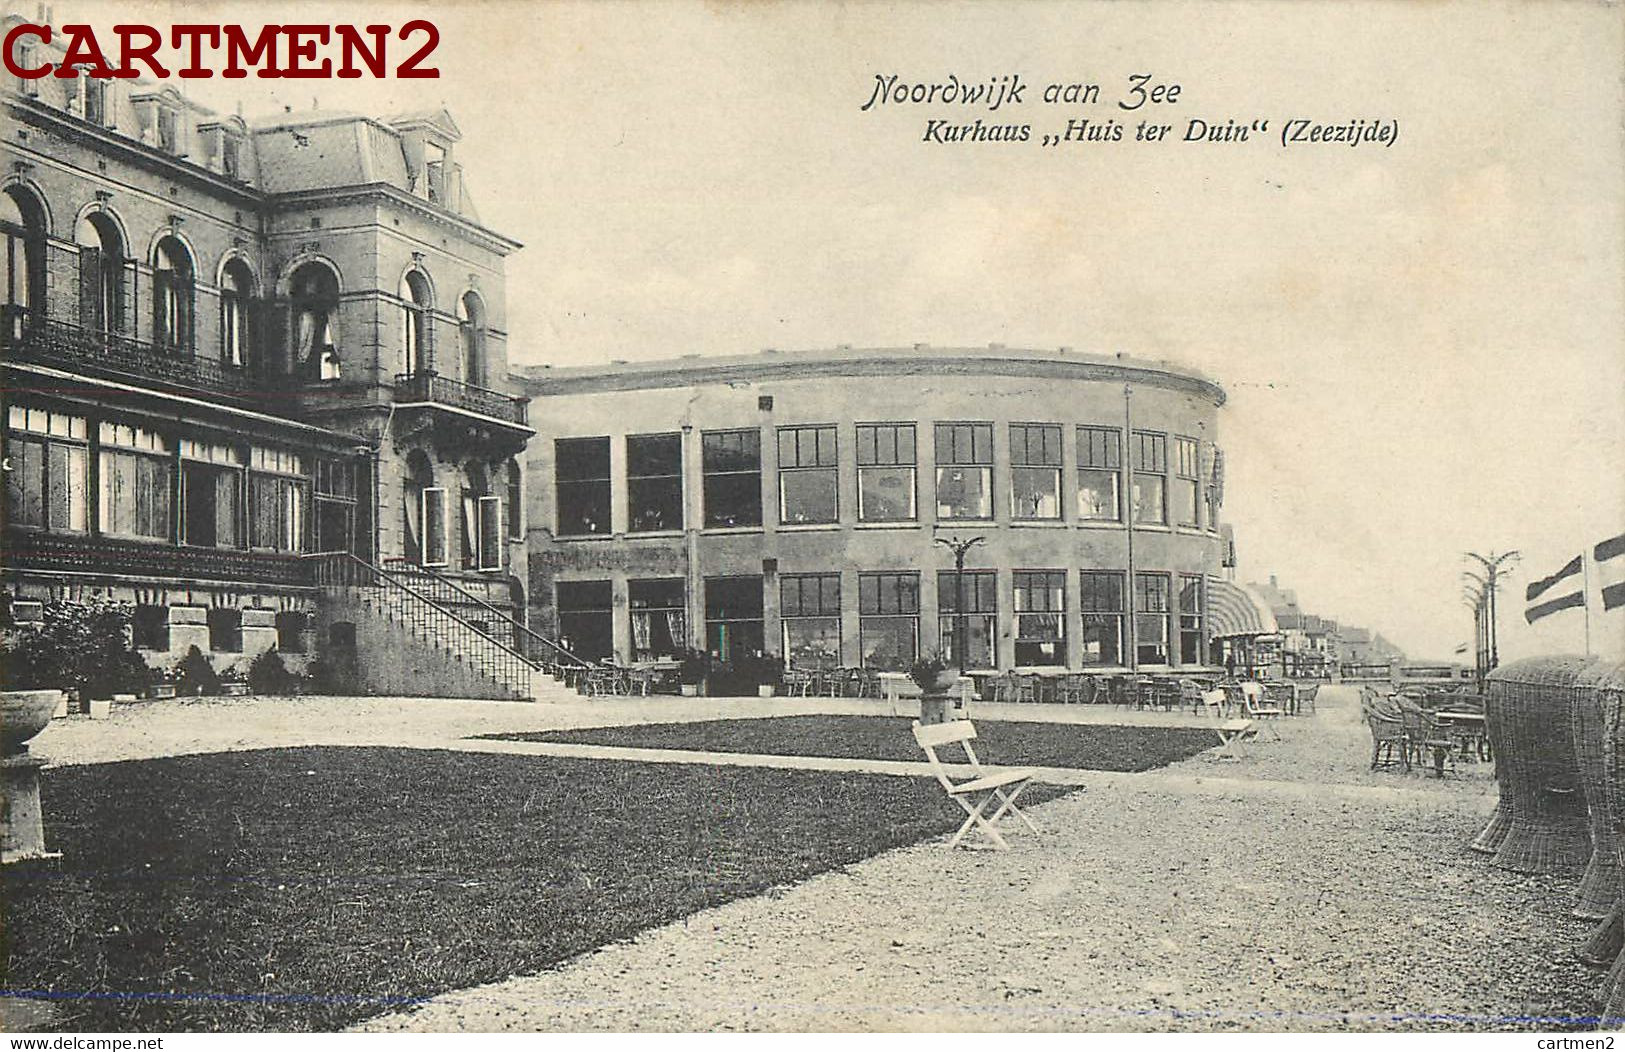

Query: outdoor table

[1436,710,1491,761]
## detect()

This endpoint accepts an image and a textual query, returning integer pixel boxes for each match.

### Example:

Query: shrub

[303,649,359,696]
[0,597,150,696]
[247,648,299,695]
[173,646,219,696]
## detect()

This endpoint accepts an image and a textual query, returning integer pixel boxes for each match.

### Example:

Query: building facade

[520,346,1235,674]
[1,17,535,693]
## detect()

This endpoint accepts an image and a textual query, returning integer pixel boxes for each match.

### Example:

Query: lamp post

[1465,550,1520,675]
[935,533,987,675]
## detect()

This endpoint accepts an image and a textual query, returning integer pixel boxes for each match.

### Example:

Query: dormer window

[77,74,108,126]
[424,141,446,203]
[157,107,178,152]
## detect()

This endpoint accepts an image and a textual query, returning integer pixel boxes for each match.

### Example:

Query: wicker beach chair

[1478,656,1593,873]
[1584,661,1625,1018]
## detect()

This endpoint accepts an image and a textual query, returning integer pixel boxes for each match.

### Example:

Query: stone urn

[2,689,64,864]
[915,668,963,725]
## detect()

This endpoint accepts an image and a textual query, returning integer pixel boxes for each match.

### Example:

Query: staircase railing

[307,551,538,696]
[381,558,591,672]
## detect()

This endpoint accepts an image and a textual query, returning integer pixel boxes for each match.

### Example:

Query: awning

[1206,578,1280,639]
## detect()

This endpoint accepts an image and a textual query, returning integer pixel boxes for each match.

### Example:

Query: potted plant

[148,667,177,700]
[218,665,251,696]
[676,649,709,698]
[751,653,785,698]
[910,651,960,725]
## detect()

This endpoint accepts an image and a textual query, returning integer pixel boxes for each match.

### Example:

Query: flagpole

[1583,549,1593,657]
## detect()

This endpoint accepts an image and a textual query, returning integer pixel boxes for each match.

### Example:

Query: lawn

[1,747,1072,1032]
[480,715,1219,771]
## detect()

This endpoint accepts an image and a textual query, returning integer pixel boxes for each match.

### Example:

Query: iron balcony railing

[4,530,316,587]
[307,551,537,697]
[393,370,528,427]
[3,313,260,403]
[382,558,589,671]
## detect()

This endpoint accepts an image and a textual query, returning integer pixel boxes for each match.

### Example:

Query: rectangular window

[1077,426,1122,522]
[275,611,308,654]
[777,425,838,524]
[1179,574,1204,666]
[6,407,88,533]
[420,486,447,566]
[629,579,686,661]
[702,429,762,529]
[1010,424,1062,520]
[705,576,765,664]
[555,437,611,537]
[856,423,916,522]
[1013,570,1066,667]
[478,495,502,571]
[934,422,993,520]
[1135,571,1172,665]
[858,571,919,671]
[627,433,683,532]
[557,580,614,662]
[314,458,358,554]
[248,474,307,552]
[207,607,243,653]
[781,573,842,669]
[1174,436,1200,527]
[1131,430,1167,526]
[98,422,172,540]
[1079,571,1125,667]
[937,569,996,670]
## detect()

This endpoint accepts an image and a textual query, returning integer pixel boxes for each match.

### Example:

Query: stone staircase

[310,553,588,702]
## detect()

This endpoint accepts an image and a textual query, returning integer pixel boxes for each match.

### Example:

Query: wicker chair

[1583,660,1625,1019]
[1368,713,1407,770]
[1573,661,1624,922]
[1179,679,1207,715]
[783,668,815,697]
[1479,655,1593,873]
[1401,705,1455,777]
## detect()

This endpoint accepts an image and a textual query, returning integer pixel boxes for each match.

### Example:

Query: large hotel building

[1,15,538,698]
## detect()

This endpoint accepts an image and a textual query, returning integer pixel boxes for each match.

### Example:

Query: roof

[1206,579,1280,639]
[520,345,1227,403]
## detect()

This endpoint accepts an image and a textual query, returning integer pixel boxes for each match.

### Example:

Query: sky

[38,0,1625,662]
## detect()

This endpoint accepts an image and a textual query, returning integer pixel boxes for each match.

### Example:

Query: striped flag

[1598,532,1625,612]
[1526,554,1584,623]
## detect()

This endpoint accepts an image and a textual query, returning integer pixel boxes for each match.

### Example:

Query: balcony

[3,530,316,588]
[394,371,529,429]
[2,313,260,406]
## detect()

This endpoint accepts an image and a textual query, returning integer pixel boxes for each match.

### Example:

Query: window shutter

[422,487,447,566]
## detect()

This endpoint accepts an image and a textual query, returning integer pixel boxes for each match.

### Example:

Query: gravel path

[29,685,1590,1032]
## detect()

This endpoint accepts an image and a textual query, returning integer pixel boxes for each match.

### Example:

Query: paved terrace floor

[28,687,1592,1032]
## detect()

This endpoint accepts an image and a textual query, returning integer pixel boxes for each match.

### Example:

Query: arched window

[400,271,431,376]
[289,262,341,381]
[219,258,253,368]
[403,450,445,566]
[1,186,47,342]
[456,291,485,386]
[152,235,194,352]
[75,213,125,334]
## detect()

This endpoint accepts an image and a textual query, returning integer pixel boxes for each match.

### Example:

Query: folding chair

[911,720,1040,851]
[1240,683,1283,740]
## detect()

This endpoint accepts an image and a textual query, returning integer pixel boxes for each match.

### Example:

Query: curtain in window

[665,611,686,649]
[632,612,652,651]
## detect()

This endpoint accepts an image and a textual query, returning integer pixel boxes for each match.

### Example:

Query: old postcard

[1,0,1622,1038]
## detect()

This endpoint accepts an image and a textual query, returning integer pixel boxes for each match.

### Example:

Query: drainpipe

[1124,384,1137,672]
